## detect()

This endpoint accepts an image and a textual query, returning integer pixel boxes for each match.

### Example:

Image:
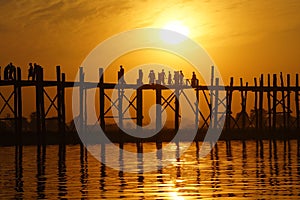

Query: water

[1,140,300,199]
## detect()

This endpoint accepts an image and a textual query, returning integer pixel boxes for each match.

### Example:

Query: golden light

[169,192,185,200]
[160,20,190,44]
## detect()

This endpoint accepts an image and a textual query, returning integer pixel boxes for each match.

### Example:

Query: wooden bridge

[0,66,299,141]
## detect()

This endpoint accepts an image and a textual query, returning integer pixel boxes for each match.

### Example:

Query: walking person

[168,71,172,85]
[160,69,166,85]
[179,70,184,85]
[28,63,34,80]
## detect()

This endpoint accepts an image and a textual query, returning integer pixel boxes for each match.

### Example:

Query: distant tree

[249,108,268,128]
[235,111,250,128]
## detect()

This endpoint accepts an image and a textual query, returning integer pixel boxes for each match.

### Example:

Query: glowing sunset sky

[0,0,299,82]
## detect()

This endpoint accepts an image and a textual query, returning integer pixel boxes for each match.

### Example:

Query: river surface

[0,140,300,199]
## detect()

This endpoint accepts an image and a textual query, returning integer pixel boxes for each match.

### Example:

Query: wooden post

[40,68,46,134]
[61,73,66,134]
[99,68,105,131]
[286,74,291,129]
[254,78,258,129]
[79,67,84,133]
[118,87,124,130]
[267,74,272,129]
[272,74,277,130]
[137,88,143,129]
[56,66,62,132]
[280,72,286,128]
[213,78,219,129]
[240,78,247,129]
[36,67,41,135]
[175,88,180,131]
[210,66,214,125]
[195,89,199,131]
[259,74,264,129]
[14,69,18,135]
[296,74,299,129]
[17,68,22,138]
[226,77,234,130]
[156,87,162,131]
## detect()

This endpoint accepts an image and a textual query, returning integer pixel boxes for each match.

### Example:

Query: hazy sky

[0,0,299,82]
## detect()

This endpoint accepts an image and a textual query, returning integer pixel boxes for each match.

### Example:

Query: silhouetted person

[148,70,155,84]
[168,71,172,85]
[173,71,179,85]
[32,63,43,81]
[4,63,16,80]
[28,63,34,80]
[157,72,161,84]
[118,65,126,84]
[160,69,166,85]
[179,70,184,85]
[137,69,143,84]
[9,63,15,80]
[191,71,198,87]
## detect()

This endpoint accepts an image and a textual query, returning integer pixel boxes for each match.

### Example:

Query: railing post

[137,87,143,130]
[17,68,22,140]
[259,74,264,129]
[79,67,84,133]
[99,68,105,131]
[156,87,162,131]
[272,74,277,130]
[213,78,219,129]
[56,66,62,132]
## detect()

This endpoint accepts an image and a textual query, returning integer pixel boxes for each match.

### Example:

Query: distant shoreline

[0,128,299,146]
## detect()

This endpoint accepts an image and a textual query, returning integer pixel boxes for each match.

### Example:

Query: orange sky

[1,0,300,123]
[0,0,299,83]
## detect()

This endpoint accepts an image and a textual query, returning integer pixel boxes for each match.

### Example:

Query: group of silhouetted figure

[1,63,199,86]
[1,63,16,80]
[117,65,199,87]
[27,63,43,81]
[0,62,43,81]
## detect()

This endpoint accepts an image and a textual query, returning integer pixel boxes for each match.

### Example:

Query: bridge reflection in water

[1,139,299,199]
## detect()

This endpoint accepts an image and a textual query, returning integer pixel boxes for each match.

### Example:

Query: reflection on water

[1,140,300,199]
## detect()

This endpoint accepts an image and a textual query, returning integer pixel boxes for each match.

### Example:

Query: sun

[160,20,190,44]
[164,21,190,36]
